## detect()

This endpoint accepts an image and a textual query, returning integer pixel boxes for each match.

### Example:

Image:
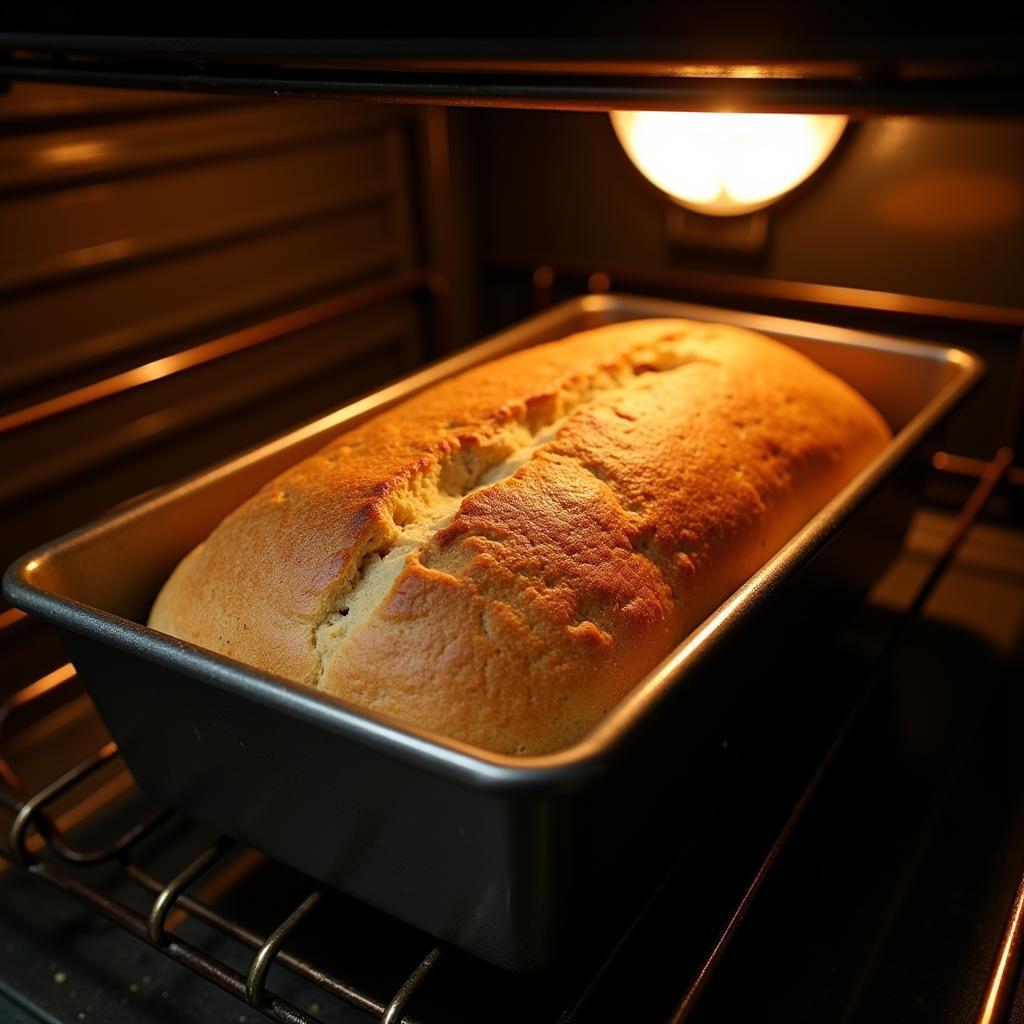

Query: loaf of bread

[149,318,890,755]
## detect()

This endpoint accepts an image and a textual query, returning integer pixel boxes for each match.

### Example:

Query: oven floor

[0,509,1021,1024]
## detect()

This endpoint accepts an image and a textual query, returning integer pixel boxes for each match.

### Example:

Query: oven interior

[0,28,1023,1024]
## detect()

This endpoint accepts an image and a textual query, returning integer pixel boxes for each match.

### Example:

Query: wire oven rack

[0,277,1022,1024]
[0,737,442,1024]
[0,727,441,1024]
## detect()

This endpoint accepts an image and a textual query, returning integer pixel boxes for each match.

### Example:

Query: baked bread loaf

[149,318,890,755]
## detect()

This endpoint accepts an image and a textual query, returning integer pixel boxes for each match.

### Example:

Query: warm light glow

[34,140,112,167]
[610,110,848,216]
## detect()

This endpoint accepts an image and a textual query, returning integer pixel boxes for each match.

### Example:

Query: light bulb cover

[610,110,848,216]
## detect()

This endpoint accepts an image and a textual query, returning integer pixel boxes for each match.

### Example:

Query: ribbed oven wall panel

[0,82,428,600]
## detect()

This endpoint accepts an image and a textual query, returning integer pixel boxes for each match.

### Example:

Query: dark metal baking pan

[3,295,983,970]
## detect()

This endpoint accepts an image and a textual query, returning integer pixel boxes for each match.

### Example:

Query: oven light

[610,110,848,216]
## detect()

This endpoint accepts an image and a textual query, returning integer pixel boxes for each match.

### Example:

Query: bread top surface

[149,318,891,754]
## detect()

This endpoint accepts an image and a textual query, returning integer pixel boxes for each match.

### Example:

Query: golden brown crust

[149,318,891,754]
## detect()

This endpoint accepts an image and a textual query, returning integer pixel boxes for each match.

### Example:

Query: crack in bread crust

[312,351,716,684]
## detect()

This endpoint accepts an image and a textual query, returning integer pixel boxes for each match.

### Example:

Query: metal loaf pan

[4,295,983,970]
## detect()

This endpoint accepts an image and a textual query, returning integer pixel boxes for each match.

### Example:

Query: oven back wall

[0,82,429,608]
[470,110,1024,309]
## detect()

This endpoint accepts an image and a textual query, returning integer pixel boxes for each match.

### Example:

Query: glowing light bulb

[610,110,848,216]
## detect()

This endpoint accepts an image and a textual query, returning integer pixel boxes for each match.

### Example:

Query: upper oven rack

[2,17,1024,114]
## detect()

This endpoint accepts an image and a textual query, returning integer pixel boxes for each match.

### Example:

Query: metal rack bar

[0,662,78,797]
[381,949,442,1024]
[6,739,118,861]
[902,448,1014,626]
[517,261,1024,332]
[0,608,29,638]
[0,663,76,737]
[933,451,1024,488]
[245,890,323,1007]
[978,865,1024,1024]
[47,805,172,867]
[1,734,169,867]
[147,836,234,944]
[1,55,1023,117]
[0,192,392,303]
[0,267,448,436]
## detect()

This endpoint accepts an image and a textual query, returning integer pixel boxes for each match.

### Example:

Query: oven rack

[0,275,1022,1023]
[3,24,1024,117]
[0,450,1018,1024]
[0,733,441,1024]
